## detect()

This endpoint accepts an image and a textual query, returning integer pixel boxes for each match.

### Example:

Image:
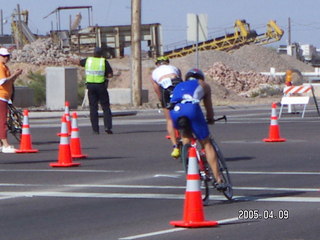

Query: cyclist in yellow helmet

[151,55,182,158]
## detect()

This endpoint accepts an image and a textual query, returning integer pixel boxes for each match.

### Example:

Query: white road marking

[0,183,186,189]
[0,183,319,192]
[0,169,124,173]
[176,170,320,175]
[118,216,266,239]
[217,217,242,225]
[154,174,181,178]
[230,171,320,175]
[119,228,185,240]
[234,186,320,192]
[1,191,320,202]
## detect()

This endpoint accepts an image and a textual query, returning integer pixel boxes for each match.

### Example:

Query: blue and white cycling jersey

[170,79,204,104]
[169,79,209,140]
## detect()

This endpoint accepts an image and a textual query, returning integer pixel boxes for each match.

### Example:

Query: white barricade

[279,85,312,118]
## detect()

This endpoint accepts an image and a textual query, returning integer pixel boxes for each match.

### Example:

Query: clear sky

[2,0,320,49]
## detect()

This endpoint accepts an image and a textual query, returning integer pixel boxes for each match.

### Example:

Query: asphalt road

[0,104,320,240]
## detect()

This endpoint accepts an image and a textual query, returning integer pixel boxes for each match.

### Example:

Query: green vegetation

[26,71,46,106]
[19,71,86,107]
[250,85,282,98]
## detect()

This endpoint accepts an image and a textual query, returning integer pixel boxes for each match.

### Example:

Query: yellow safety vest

[85,57,106,83]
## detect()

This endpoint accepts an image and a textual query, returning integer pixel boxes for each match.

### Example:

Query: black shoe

[105,129,113,134]
[93,131,99,135]
[214,182,227,191]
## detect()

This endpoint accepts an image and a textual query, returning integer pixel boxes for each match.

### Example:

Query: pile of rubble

[205,62,282,96]
[10,38,79,66]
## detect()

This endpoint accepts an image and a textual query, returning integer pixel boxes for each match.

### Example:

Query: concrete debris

[10,38,80,65]
[205,62,280,95]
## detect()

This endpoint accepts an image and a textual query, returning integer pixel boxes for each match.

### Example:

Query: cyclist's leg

[189,105,224,186]
[199,138,223,184]
[162,88,179,157]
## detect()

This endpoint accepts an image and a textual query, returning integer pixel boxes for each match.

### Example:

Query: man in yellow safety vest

[80,47,113,134]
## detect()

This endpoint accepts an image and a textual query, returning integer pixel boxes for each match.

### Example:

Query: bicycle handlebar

[207,115,227,124]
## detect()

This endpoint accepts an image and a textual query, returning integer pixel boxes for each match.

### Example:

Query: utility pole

[0,10,3,36]
[131,0,142,106]
[288,17,291,45]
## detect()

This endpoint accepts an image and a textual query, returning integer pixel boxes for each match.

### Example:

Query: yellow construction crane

[11,5,36,48]
[164,20,284,59]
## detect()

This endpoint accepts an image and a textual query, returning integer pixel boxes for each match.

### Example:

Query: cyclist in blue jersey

[169,68,226,190]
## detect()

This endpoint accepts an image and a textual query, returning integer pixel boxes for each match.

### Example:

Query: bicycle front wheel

[211,138,233,200]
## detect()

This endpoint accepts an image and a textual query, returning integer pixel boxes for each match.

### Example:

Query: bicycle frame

[181,135,233,203]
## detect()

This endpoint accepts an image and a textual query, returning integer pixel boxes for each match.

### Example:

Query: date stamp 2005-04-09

[238,209,289,220]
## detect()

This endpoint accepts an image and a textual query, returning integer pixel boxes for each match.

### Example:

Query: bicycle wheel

[7,105,23,142]
[211,138,233,200]
[199,156,212,206]
[181,143,191,173]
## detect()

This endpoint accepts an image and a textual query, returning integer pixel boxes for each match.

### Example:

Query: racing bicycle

[7,102,23,142]
[179,115,233,205]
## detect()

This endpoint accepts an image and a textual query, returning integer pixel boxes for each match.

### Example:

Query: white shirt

[152,64,180,88]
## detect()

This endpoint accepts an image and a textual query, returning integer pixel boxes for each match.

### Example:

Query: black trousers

[86,83,112,133]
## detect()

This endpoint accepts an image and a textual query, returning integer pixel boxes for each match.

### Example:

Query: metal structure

[164,20,284,59]
[11,4,36,48]
[51,23,162,58]
[43,6,93,31]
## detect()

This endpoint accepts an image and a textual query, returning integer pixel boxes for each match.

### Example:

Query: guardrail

[261,67,320,80]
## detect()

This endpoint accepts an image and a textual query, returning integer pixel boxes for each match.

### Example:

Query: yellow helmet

[155,56,169,65]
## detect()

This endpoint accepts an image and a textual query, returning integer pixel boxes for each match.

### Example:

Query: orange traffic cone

[16,109,39,153]
[170,147,218,228]
[263,102,286,142]
[70,112,87,158]
[64,101,72,135]
[57,101,71,136]
[50,115,80,167]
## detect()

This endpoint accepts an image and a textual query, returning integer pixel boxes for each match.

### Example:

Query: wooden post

[131,0,142,106]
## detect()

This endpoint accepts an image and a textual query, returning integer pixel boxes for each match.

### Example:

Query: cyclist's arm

[200,80,214,122]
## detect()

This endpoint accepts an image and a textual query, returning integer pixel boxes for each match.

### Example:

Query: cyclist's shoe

[171,147,180,158]
[214,181,228,191]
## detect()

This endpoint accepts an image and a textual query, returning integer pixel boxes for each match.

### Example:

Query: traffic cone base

[71,153,88,159]
[50,162,80,167]
[16,149,39,153]
[50,141,80,167]
[170,220,218,228]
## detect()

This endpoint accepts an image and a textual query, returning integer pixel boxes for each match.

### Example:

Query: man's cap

[0,48,10,56]
[94,47,103,57]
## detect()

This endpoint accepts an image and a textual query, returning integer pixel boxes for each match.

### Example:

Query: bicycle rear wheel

[211,138,233,200]
[181,143,210,204]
